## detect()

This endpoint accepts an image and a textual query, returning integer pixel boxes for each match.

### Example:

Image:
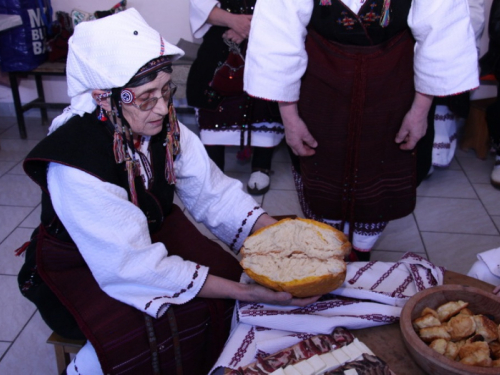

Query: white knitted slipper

[491,156,500,189]
[247,171,270,195]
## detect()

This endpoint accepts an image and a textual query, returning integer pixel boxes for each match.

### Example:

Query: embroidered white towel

[333,251,445,307]
[209,252,445,374]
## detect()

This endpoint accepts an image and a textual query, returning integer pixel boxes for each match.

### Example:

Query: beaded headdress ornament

[106,57,180,205]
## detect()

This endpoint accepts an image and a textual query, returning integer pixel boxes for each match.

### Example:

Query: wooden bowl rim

[400,284,500,374]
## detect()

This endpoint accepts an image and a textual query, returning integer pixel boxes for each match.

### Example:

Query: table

[8,61,68,139]
[354,270,496,374]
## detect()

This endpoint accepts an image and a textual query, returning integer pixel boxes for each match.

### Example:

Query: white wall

[0,0,194,111]
[50,0,193,46]
[0,0,497,113]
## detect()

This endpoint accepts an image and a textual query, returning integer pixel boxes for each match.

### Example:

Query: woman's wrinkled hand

[279,102,317,156]
[243,283,321,307]
[223,29,245,44]
[395,110,428,150]
[395,92,433,150]
[226,14,252,40]
[199,275,319,307]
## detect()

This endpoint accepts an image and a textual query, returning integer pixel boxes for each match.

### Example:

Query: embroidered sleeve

[244,0,313,102]
[47,163,209,318]
[174,123,266,253]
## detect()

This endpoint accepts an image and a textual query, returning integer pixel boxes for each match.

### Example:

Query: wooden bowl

[400,284,500,375]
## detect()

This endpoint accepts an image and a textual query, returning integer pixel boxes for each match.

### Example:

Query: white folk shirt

[244,0,480,102]
[48,123,265,374]
[190,0,221,38]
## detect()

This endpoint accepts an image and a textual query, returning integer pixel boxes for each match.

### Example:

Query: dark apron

[298,29,417,225]
[36,204,242,374]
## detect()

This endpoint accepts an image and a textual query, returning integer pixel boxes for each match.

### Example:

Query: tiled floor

[1,111,500,374]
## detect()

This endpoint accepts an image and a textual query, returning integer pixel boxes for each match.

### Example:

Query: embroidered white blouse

[190,0,221,39]
[47,122,264,319]
[244,0,480,102]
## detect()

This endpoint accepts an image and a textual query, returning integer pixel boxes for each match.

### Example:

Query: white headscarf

[49,8,184,134]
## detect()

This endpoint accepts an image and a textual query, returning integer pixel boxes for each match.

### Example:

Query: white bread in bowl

[240,218,351,297]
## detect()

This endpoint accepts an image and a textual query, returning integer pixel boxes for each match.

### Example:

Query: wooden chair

[46,331,85,375]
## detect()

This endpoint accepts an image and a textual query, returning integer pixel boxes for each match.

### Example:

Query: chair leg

[8,72,27,139]
[53,345,70,375]
[34,74,48,124]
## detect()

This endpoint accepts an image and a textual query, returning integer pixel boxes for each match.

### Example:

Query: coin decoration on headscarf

[121,89,135,104]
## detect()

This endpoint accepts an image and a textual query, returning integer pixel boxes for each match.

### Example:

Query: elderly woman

[17,9,317,375]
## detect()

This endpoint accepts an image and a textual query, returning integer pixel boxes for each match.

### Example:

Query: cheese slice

[283,365,302,375]
[270,368,286,375]
[318,352,340,373]
[352,338,374,356]
[306,354,326,374]
[331,347,350,365]
[341,342,363,361]
[293,360,316,375]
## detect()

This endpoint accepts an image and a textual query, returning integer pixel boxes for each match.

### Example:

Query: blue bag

[0,0,52,71]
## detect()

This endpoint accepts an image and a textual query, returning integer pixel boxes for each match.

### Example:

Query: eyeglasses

[121,82,177,111]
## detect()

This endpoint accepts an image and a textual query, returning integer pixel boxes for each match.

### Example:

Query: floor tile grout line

[430,155,500,236]
[0,309,38,363]
[415,194,488,200]
[0,203,40,208]
[374,249,426,254]
[467,179,500,237]
[418,230,500,236]
[412,211,430,261]
[0,205,39,247]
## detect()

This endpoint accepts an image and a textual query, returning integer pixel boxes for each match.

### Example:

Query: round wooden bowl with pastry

[400,284,500,375]
[240,218,351,298]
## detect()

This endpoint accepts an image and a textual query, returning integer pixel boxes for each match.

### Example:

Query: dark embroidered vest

[310,0,412,45]
[18,114,174,341]
[24,113,174,234]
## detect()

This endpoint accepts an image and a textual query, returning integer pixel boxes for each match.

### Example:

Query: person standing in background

[244,0,479,260]
[187,0,284,195]
[417,0,485,182]
[467,247,500,295]
[480,0,500,188]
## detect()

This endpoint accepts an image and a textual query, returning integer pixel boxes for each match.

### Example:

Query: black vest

[187,0,257,110]
[24,113,175,235]
[310,0,412,46]
[18,114,175,339]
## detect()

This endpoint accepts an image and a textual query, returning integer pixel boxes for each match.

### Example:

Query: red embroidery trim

[229,326,255,366]
[229,206,261,252]
[144,264,201,310]
[369,262,399,290]
[391,275,413,297]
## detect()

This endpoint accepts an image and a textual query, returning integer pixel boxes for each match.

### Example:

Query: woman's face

[121,71,172,139]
